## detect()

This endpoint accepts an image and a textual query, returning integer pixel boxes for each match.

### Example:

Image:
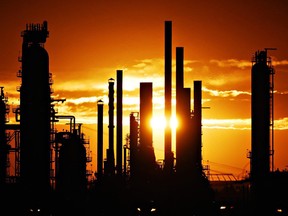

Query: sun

[150,115,178,129]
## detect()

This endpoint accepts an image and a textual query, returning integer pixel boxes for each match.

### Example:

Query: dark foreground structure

[0,21,288,216]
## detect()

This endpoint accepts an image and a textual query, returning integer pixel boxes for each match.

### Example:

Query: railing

[17,70,22,77]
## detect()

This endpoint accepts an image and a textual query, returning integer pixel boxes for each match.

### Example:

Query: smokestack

[176,47,184,91]
[175,47,192,175]
[164,20,173,173]
[97,99,104,179]
[193,80,203,173]
[107,78,115,176]
[175,47,183,174]
[140,82,153,148]
[116,70,123,176]
[176,87,191,175]
[139,82,156,179]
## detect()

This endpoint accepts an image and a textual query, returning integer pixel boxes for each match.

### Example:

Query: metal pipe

[54,115,76,132]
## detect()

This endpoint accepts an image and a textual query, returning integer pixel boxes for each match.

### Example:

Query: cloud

[202,86,250,97]
[4,57,288,132]
[202,117,288,130]
[202,118,251,130]
[274,117,288,130]
[181,59,251,90]
[272,60,288,66]
[210,59,251,69]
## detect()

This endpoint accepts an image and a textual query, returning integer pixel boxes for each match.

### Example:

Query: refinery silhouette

[0,20,288,216]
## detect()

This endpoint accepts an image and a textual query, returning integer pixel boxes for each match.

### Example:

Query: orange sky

[1,0,288,179]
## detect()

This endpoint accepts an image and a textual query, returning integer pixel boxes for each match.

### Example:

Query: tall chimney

[116,70,123,176]
[97,99,104,179]
[176,47,184,173]
[193,80,203,173]
[107,78,115,175]
[175,46,189,175]
[176,47,184,91]
[140,82,153,148]
[139,82,156,179]
[164,20,173,173]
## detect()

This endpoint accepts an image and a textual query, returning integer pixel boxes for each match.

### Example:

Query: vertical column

[164,21,173,172]
[140,82,153,148]
[116,70,123,176]
[97,99,104,179]
[193,80,203,173]
[107,78,115,175]
[129,112,139,179]
[20,22,51,200]
[175,47,184,174]
[139,82,156,180]
[251,50,270,181]
[0,89,7,188]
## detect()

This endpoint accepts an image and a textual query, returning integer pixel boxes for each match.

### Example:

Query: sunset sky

[1,0,288,179]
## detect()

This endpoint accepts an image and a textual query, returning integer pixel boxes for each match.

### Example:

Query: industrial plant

[0,20,287,216]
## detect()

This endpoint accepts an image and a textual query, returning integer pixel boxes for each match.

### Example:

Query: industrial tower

[19,21,52,202]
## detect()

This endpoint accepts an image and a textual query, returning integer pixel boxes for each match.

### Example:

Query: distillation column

[19,21,51,201]
[251,50,271,182]
[250,50,275,210]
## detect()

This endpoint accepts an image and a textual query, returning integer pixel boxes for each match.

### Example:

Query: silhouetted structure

[56,129,87,199]
[0,87,9,188]
[129,112,139,180]
[250,49,274,182]
[249,49,279,214]
[175,46,200,176]
[192,80,203,176]
[19,21,52,205]
[164,20,174,174]
[175,46,186,175]
[105,78,115,176]
[97,99,104,179]
[174,45,214,215]
[116,70,123,176]
[139,82,157,179]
